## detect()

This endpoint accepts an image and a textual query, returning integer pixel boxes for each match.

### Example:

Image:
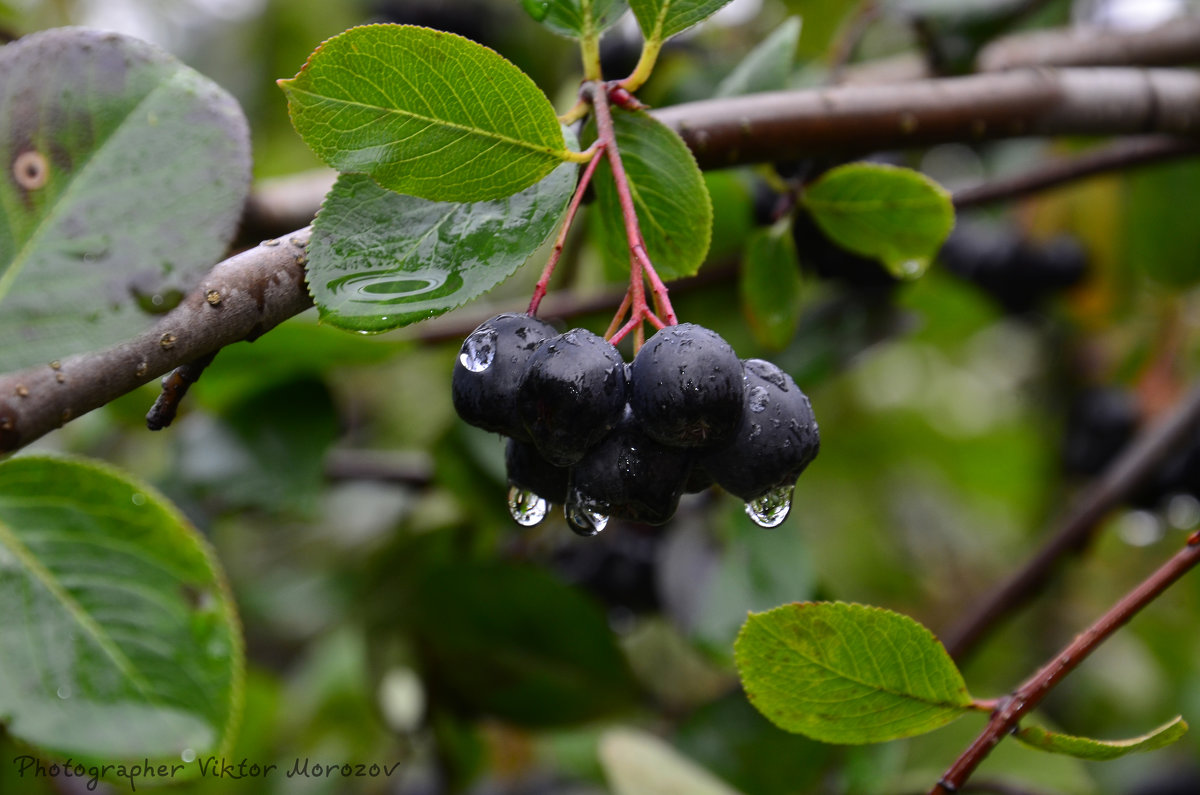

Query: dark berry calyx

[629,323,745,448]
[702,358,819,501]
[517,328,628,467]
[451,313,558,440]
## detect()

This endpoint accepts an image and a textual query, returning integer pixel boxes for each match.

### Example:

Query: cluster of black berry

[452,314,820,534]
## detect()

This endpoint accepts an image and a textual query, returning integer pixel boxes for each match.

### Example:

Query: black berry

[451,313,557,439]
[517,328,628,466]
[629,323,745,448]
[701,359,819,500]
[505,438,569,504]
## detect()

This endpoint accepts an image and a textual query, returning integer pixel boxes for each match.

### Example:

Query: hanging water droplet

[748,385,769,413]
[897,259,925,278]
[566,494,609,537]
[458,326,497,373]
[181,748,196,763]
[507,486,548,527]
[745,485,794,528]
[56,685,71,700]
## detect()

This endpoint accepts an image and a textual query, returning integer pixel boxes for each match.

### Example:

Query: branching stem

[930,531,1200,794]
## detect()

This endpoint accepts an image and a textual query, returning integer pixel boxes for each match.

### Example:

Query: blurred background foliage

[4,0,1200,793]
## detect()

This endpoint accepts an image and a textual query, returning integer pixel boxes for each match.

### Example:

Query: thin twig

[944,379,1200,661]
[145,351,218,431]
[528,146,605,316]
[932,531,1200,793]
[954,136,1200,209]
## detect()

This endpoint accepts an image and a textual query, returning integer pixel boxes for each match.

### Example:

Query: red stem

[587,82,677,342]
[528,146,606,316]
[930,531,1200,794]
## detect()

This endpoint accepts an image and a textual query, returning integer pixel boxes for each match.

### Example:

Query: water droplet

[745,485,794,528]
[181,749,196,763]
[748,385,769,412]
[458,326,497,373]
[521,0,551,21]
[56,685,71,700]
[131,492,146,506]
[566,494,609,537]
[507,486,548,527]
[897,259,925,278]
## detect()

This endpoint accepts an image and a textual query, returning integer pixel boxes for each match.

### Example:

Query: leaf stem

[579,0,604,81]
[930,531,1200,794]
[528,146,606,316]
[621,38,663,94]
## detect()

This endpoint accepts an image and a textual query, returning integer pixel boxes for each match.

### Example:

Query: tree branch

[977,17,1200,72]
[932,531,1200,793]
[654,68,1200,170]
[9,66,1200,453]
[944,379,1200,660]
[0,231,313,453]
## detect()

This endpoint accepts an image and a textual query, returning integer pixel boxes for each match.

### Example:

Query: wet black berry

[505,438,569,504]
[568,408,692,526]
[451,313,557,439]
[1062,387,1138,478]
[517,329,628,466]
[701,359,819,500]
[629,323,745,449]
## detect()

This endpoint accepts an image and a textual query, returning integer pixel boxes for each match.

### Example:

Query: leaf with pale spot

[279,24,576,203]
[735,602,973,744]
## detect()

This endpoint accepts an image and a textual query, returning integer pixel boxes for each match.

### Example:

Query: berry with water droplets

[517,328,628,466]
[702,359,819,501]
[629,323,745,448]
[505,438,569,504]
[451,313,557,439]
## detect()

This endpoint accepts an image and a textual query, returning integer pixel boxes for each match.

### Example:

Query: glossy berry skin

[629,323,745,449]
[505,438,569,504]
[568,408,692,526]
[702,359,819,500]
[451,313,557,440]
[517,328,628,466]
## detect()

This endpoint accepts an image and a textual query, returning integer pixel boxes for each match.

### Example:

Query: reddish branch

[932,532,1200,794]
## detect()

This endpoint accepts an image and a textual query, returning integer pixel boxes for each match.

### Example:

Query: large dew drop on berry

[507,486,548,527]
[745,484,793,528]
[458,326,497,372]
[566,494,610,537]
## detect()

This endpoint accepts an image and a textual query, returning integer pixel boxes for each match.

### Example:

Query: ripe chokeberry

[451,313,558,439]
[629,323,745,448]
[517,328,628,467]
[701,358,819,526]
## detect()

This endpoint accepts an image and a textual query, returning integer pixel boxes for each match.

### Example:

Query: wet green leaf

[802,163,954,279]
[740,222,804,350]
[525,0,630,39]
[714,16,801,97]
[735,602,972,744]
[307,159,575,332]
[630,0,736,44]
[1015,716,1188,760]
[279,25,575,203]
[593,108,712,280]
[0,455,243,762]
[0,28,250,372]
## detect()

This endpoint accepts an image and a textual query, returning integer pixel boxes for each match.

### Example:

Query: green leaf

[1014,717,1188,761]
[600,727,747,795]
[593,109,713,280]
[630,0,737,44]
[401,560,639,727]
[801,163,954,279]
[1125,160,1200,287]
[734,602,973,744]
[740,221,804,350]
[0,28,250,372]
[714,16,801,98]
[279,24,576,203]
[524,0,630,39]
[0,455,243,762]
[307,160,576,333]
